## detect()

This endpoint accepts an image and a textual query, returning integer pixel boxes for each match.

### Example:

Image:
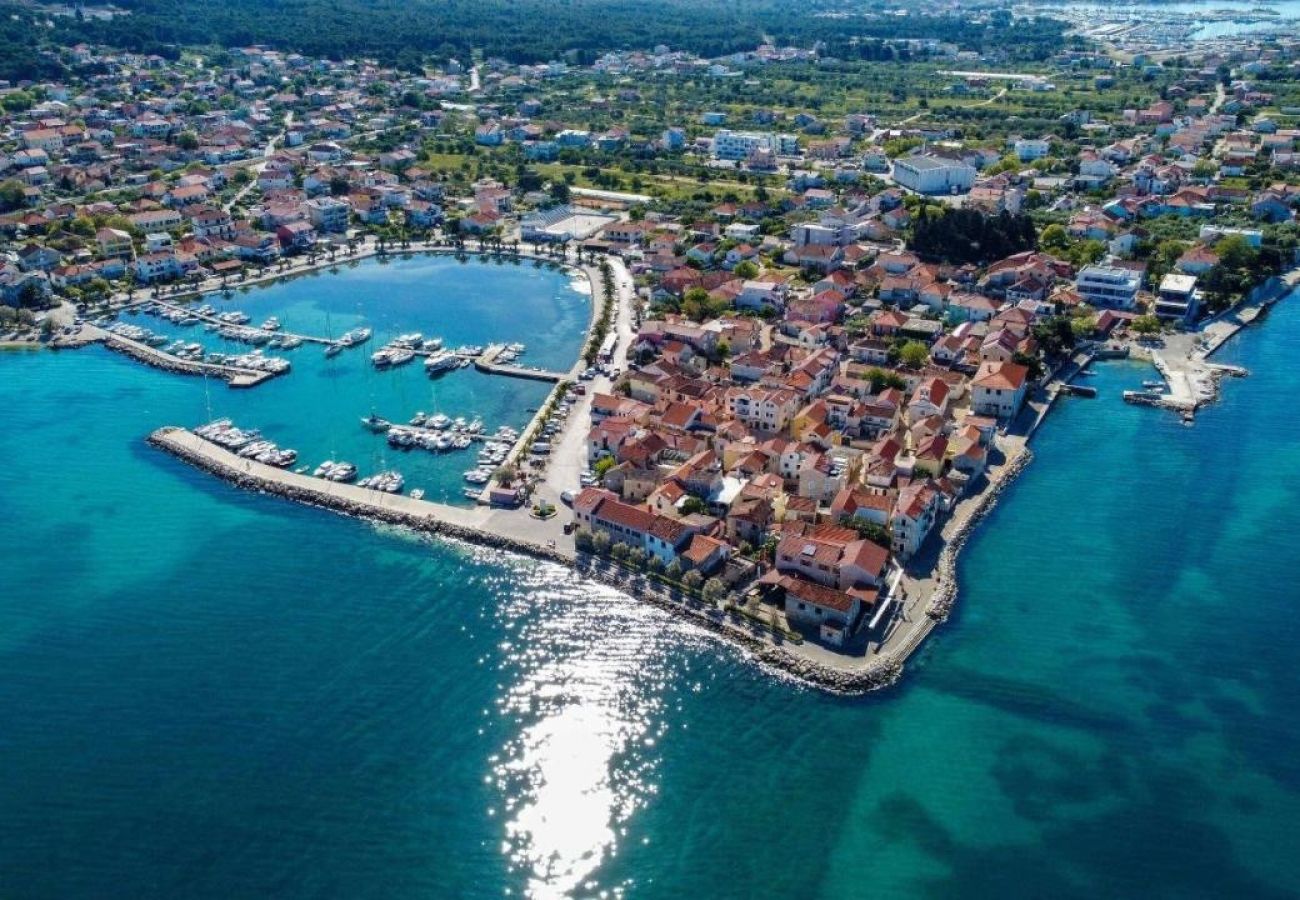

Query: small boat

[371,349,394,368]
[261,317,281,331]
[360,414,391,433]
[325,342,343,358]
[341,327,372,346]
[330,462,357,482]
[410,488,425,500]
[424,350,459,375]
[387,348,416,367]
[428,413,451,430]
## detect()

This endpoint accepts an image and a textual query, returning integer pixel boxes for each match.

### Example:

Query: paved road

[225,112,293,212]
[531,256,636,507]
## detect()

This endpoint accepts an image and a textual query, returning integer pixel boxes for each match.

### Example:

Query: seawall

[147,426,899,696]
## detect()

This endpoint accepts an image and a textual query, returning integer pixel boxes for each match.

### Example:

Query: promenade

[151,426,572,555]
[87,323,278,387]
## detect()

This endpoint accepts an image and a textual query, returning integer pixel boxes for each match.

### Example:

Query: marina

[117,255,591,505]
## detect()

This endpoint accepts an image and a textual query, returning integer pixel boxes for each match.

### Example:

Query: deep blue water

[2,286,1299,898]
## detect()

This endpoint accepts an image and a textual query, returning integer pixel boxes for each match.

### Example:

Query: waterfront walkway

[135,298,337,347]
[87,323,277,387]
[473,344,566,382]
[152,426,572,555]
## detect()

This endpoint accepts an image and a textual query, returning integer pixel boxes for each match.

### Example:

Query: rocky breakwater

[147,427,571,566]
[150,425,898,696]
[105,334,272,388]
[927,448,1035,623]
[573,557,903,695]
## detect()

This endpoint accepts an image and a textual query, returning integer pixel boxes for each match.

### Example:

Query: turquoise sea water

[2,280,1300,898]
[118,254,590,504]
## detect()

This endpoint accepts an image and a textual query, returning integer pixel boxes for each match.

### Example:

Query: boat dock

[1059,384,1097,398]
[138,298,339,348]
[90,324,279,388]
[473,344,566,382]
[148,425,572,556]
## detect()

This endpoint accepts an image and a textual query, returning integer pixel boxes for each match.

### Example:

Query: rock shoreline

[148,427,901,696]
[927,448,1035,623]
[104,334,269,386]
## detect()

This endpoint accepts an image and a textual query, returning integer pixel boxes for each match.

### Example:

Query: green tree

[0,179,26,212]
[1131,314,1161,335]
[732,260,758,279]
[680,496,707,515]
[682,570,704,593]
[702,577,727,605]
[899,340,929,369]
[1040,223,1070,253]
[593,456,616,478]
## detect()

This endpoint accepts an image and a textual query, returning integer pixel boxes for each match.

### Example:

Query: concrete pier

[473,344,566,382]
[137,298,338,347]
[96,325,278,388]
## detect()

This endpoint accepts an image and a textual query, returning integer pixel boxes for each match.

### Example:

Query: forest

[2,0,1067,76]
[908,207,1039,265]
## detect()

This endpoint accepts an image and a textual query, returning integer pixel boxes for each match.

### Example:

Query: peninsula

[3,1,1299,692]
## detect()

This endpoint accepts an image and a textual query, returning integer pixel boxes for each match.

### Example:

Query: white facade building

[1075,264,1141,309]
[712,130,798,161]
[891,155,976,194]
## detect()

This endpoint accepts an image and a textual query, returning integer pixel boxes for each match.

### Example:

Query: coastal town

[4,3,1300,688]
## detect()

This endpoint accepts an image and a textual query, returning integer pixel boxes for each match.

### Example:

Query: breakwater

[147,425,901,695]
[927,449,1034,623]
[573,558,904,695]
[102,331,274,388]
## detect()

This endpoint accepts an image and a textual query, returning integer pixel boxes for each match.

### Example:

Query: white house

[971,360,1030,419]
[1014,138,1050,161]
[1075,264,1141,309]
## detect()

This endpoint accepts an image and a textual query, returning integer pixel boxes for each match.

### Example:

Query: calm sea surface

[2,270,1299,898]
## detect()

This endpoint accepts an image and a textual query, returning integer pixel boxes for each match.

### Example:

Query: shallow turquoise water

[2,289,1299,898]
[119,254,589,504]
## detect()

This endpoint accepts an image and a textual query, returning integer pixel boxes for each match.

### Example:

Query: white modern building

[1014,138,1050,161]
[1075,264,1142,309]
[712,130,798,161]
[1155,273,1201,325]
[520,205,617,243]
[891,155,976,194]
[306,197,352,233]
